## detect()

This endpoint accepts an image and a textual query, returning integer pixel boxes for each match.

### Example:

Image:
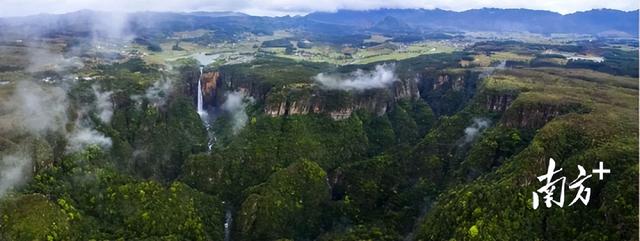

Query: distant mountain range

[0,8,637,40]
[305,8,639,36]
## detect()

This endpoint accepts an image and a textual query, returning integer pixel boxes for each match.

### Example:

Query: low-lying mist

[313,63,397,91]
[0,11,137,198]
[221,91,254,134]
[0,80,114,197]
[0,153,31,198]
[67,127,112,152]
[461,117,491,145]
[0,81,68,136]
[144,78,174,106]
[0,81,66,198]
[93,85,113,123]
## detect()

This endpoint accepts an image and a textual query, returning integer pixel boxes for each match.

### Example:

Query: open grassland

[275,40,460,65]
[472,51,535,66]
[352,41,458,64]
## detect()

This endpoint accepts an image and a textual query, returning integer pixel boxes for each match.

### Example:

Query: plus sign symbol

[592,161,610,180]
[532,159,612,209]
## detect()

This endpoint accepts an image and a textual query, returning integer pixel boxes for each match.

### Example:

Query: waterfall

[196,65,214,151]
[224,207,233,241]
[197,66,205,116]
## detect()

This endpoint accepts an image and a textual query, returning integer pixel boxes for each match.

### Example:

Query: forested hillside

[0,6,637,241]
[1,45,637,240]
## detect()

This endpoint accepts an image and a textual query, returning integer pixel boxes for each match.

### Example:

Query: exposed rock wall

[417,70,479,116]
[485,93,516,112]
[192,68,420,120]
[263,79,417,120]
[501,101,588,129]
[201,71,220,108]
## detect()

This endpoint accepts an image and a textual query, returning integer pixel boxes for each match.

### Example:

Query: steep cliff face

[484,92,517,112]
[263,79,417,120]
[192,69,269,110]
[188,70,222,109]
[201,71,220,107]
[500,101,589,129]
[191,66,421,120]
[265,101,287,116]
[476,89,589,130]
[216,73,270,101]
[392,78,420,100]
[417,70,479,116]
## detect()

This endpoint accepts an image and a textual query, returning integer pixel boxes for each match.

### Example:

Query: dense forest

[0,38,637,241]
[0,5,638,239]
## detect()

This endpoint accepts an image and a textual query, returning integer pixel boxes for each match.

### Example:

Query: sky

[0,0,637,17]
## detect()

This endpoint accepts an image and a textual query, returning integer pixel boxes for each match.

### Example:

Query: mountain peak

[372,16,411,31]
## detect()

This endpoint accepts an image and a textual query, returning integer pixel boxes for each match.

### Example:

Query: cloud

[67,86,113,153]
[479,60,507,79]
[93,85,113,123]
[0,153,31,198]
[144,78,174,106]
[0,81,57,197]
[25,47,84,73]
[0,81,68,136]
[66,127,112,152]
[221,91,254,134]
[0,51,112,198]
[462,118,491,144]
[89,11,133,41]
[314,63,397,91]
[0,0,636,17]
[130,78,175,108]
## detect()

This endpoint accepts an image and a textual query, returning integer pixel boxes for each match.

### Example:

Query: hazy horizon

[0,0,638,17]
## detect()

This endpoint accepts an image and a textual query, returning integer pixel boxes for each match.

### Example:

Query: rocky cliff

[417,70,479,116]
[197,71,221,108]
[500,100,589,129]
[484,92,517,112]
[188,64,421,120]
[190,69,268,110]
[263,78,418,120]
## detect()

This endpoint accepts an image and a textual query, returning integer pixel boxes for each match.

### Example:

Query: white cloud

[221,91,254,134]
[0,0,636,17]
[67,127,112,152]
[93,85,113,124]
[0,81,68,136]
[462,118,491,144]
[0,153,31,198]
[314,63,397,91]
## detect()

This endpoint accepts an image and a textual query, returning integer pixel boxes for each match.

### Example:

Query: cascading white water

[196,65,214,151]
[224,207,233,241]
[197,66,205,116]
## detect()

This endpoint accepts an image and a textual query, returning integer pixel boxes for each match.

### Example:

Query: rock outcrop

[417,70,479,115]
[201,71,220,108]
[192,67,421,120]
[485,93,516,112]
[501,101,589,129]
[263,79,417,120]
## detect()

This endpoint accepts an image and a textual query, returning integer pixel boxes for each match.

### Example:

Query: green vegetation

[415,62,638,241]
[0,194,71,241]
[0,35,636,241]
[237,160,329,240]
